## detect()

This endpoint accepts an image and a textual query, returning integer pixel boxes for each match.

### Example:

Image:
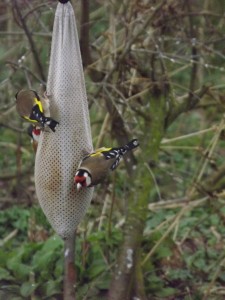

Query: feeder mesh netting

[35,2,93,239]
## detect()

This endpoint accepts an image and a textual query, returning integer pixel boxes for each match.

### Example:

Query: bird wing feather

[80,152,117,185]
[16,90,43,117]
[89,147,112,157]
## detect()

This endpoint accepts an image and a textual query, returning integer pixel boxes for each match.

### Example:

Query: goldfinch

[27,124,41,153]
[15,89,59,132]
[74,139,139,190]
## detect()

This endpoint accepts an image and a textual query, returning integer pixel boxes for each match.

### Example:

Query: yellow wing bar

[22,98,43,123]
[90,147,112,157]
[23,116,38,123]
[34,97,43,113]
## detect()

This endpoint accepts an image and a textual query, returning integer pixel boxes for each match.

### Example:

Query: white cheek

[86,176,91,186]
[33,135,38,142]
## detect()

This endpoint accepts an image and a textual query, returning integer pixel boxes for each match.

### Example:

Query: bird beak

[76,183,82,191]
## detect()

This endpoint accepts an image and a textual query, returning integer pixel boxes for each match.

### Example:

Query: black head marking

[31,90,40,100]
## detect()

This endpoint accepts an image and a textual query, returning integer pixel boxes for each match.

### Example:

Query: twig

[188,117,225,196]
[144,215,175,237]
[116,0,168,64]
[203,256,225,300]
[144,194,211,268]
[0,229,18,246]
[0,123,24,133]
[141,206,188,266]
[24,1,49,33]
[23,2,54,23]
[167,84,210,126]
[161,126,216,144]
[101,0,168,85]
[80,0,91,66]
[148,197,208,210]
[144,162,162,201]
[98,192,111,231]
[6,60,46,84]
[12,0,46,82]
[16,123,23,195]
[161,145,201,150]
[0,31,52,37]
[95,112,111,149]
[108,174,116,236]
[0,163,34,181]
[0,141,31,156]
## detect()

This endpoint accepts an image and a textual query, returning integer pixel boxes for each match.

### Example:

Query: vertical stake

[64,233,76,300]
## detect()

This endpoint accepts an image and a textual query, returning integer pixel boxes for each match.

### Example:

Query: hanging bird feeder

[35,0,93,239]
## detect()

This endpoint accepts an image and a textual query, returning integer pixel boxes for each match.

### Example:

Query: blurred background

[1,0,225,299]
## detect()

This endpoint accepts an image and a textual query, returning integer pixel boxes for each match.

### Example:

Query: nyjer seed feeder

[35,0,93,240]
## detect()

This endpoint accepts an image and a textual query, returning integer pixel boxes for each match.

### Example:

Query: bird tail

[124,139,139,151]
[118,139,139,155]
[110,139,139,171]
[44,118,59,132]
[30,105,59,132]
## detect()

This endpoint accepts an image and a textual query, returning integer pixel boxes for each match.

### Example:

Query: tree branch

[12,0,46,83]
[166,84,210,127]
[80,0,91,67]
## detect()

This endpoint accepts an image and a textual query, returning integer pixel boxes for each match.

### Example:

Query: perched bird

[15,89,59,132]
[27,124,41,153]
[74,139,139,190]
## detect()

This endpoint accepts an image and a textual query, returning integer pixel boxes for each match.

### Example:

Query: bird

[15,89,59,132]
[74,139,139,190]
[27,124,41,153]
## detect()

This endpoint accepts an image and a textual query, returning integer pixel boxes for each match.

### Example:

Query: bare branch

[12,0,46,83]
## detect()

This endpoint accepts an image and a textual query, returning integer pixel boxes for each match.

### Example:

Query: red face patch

[33,128,41,135]
[74,175,87,187]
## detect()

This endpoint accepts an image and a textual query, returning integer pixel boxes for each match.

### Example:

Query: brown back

[16,90,36,117]
[81,154,116,185]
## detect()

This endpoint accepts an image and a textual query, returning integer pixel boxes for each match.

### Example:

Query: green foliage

[0,207,122,299]
[2,202,221,299]
[0,206,30,240]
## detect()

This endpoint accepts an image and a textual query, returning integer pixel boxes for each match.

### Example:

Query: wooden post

[64,233,76,300]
